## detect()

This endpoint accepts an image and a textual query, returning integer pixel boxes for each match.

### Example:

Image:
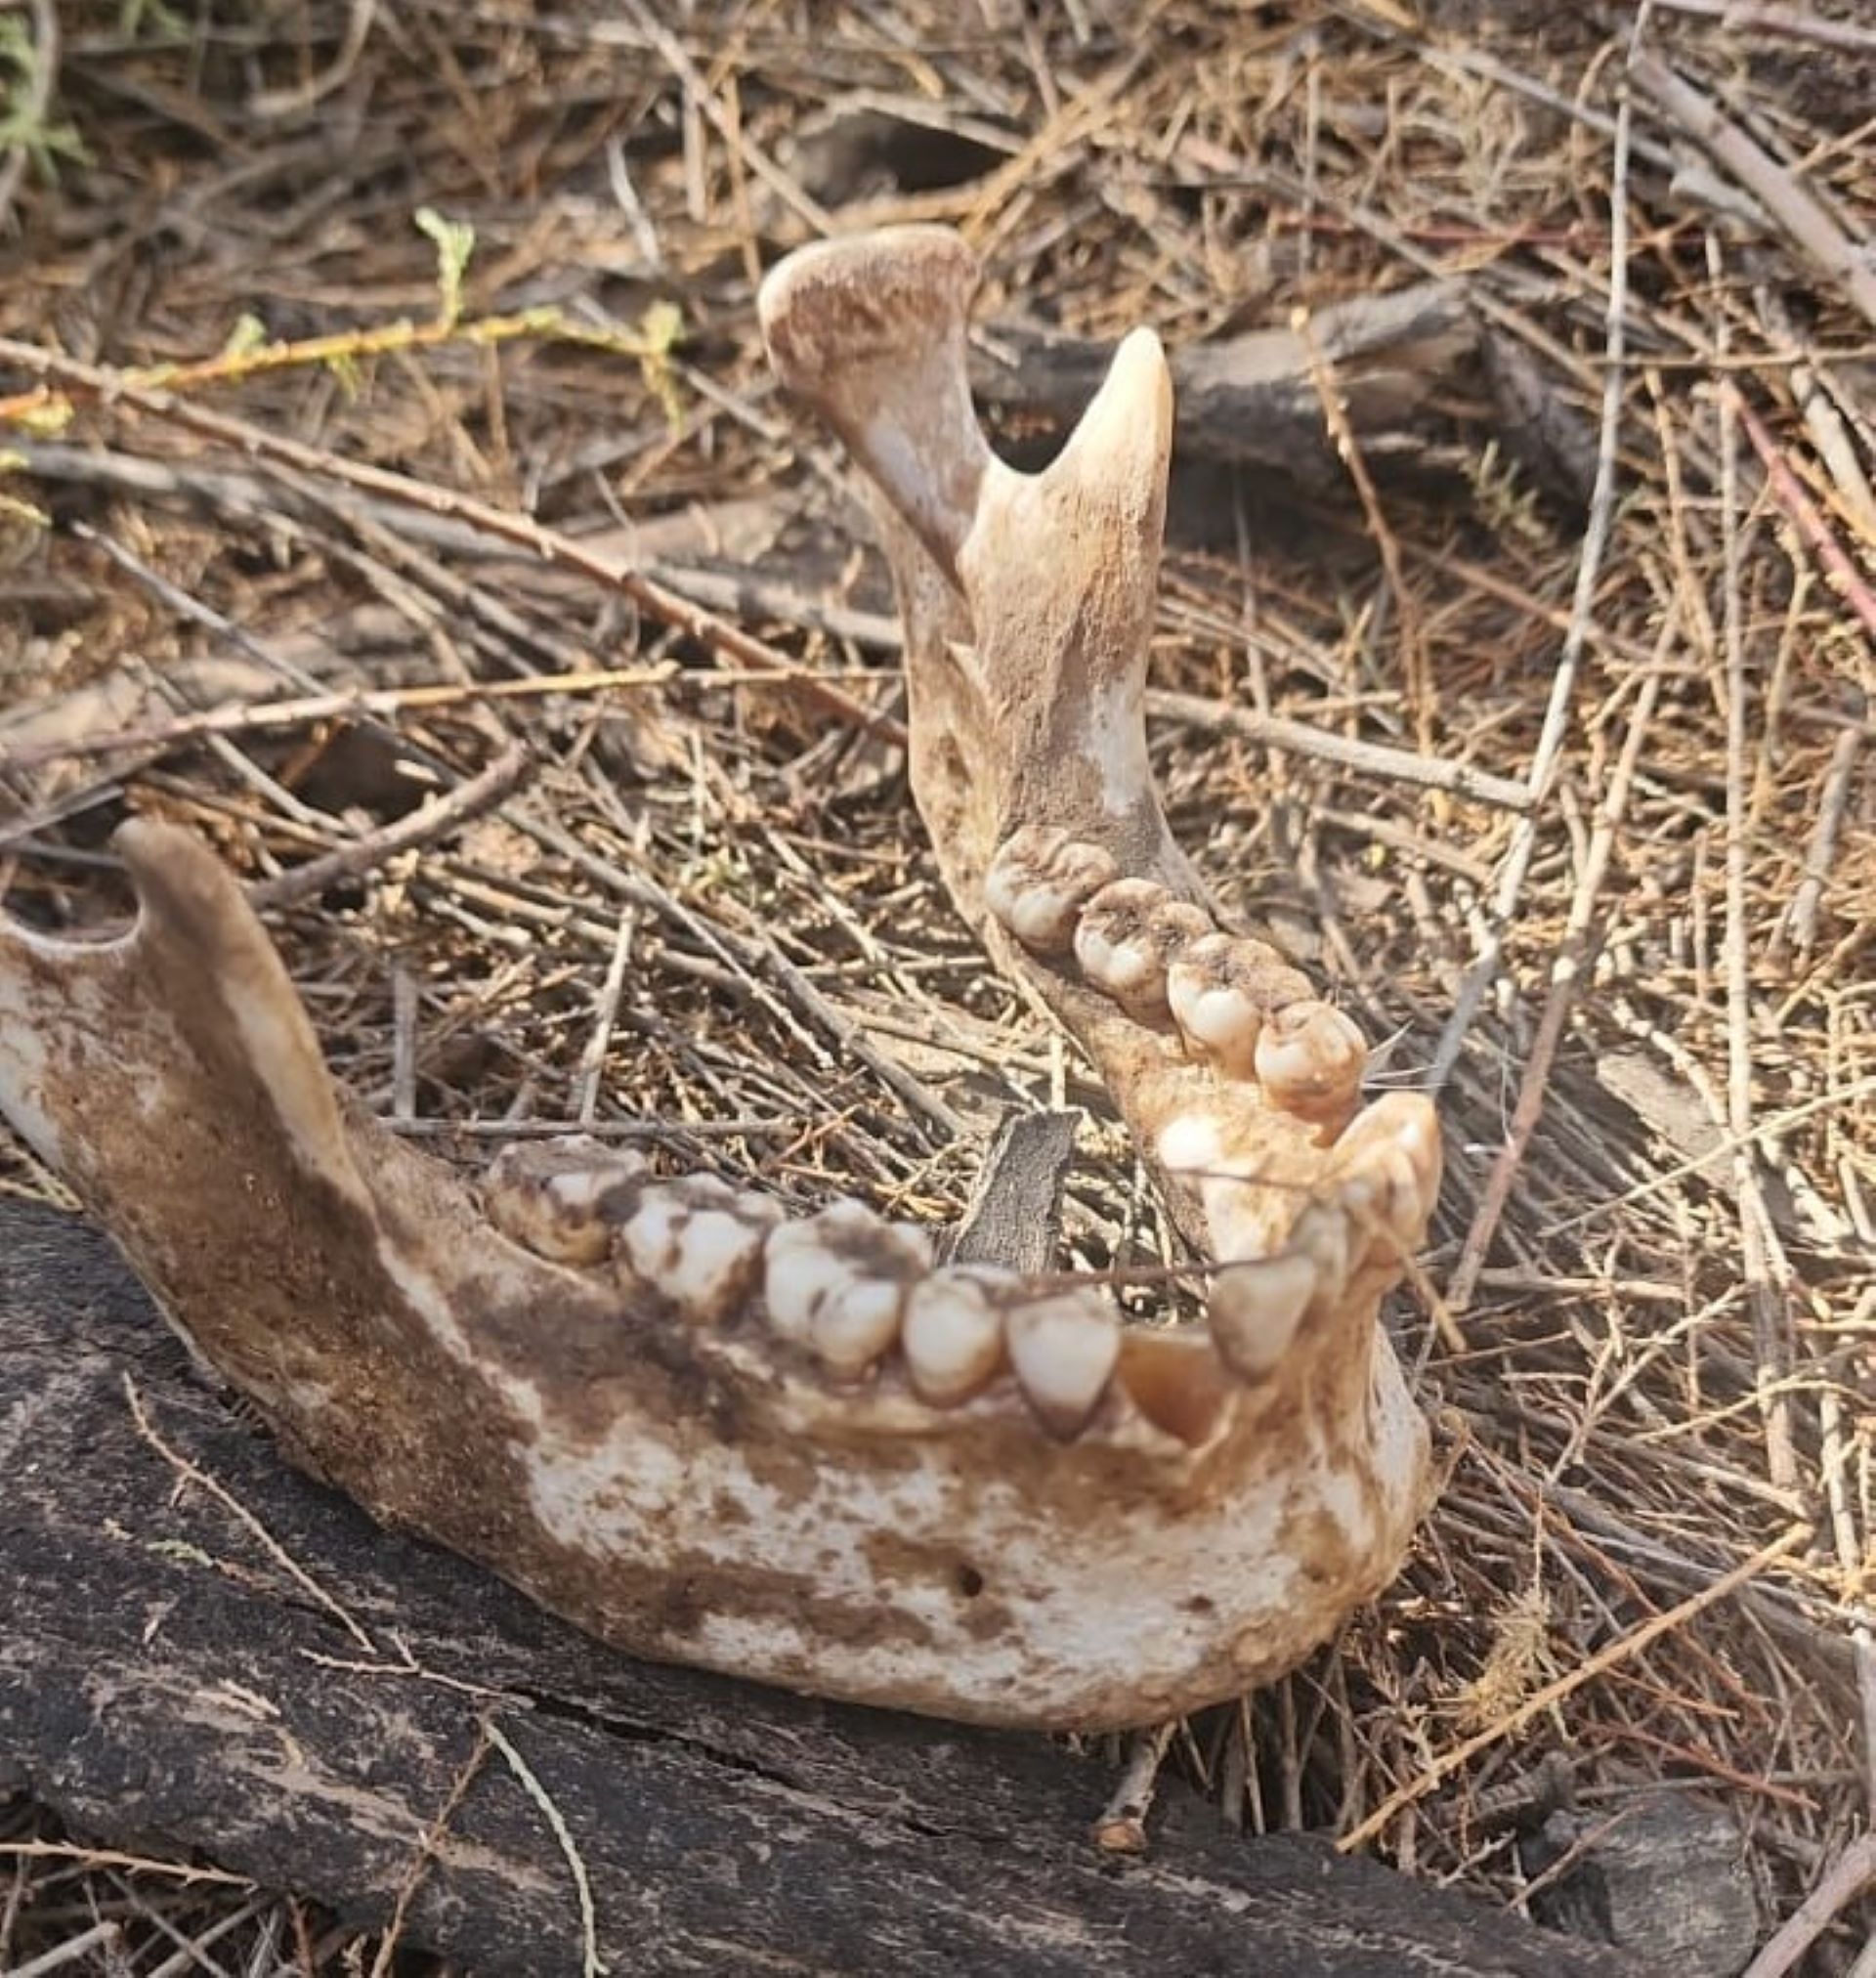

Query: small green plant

[0,18,88,184]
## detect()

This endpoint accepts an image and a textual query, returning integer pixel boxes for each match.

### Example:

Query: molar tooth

[1167,933,1313,1078]
[984,826,1120,954]
[619,1182,781,1324]
[1005,1290,1121,1440]
[1207,1251,1318,1381]
[1073,879,1212,1019]
[1253,1000,1367,1124]
[484,1137,648,1267]
[761,1202,870,1344]
[901,1268,1007,1405]
[762,1199,932,1370]
[1115,1327,1235,1445]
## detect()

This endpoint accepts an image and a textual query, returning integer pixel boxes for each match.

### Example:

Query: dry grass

[1,1,1872,1971]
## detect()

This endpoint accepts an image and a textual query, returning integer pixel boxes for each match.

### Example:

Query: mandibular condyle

[0,225,1441,1734]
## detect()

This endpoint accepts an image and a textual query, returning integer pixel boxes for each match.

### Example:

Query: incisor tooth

[1073,880,1212,1018]
[1208,1251,1317,1380]
[1167,932,1313,1078]
[1005,1292,1121,1439]
[1253,1000,1367,1123]
[983,826,1120,954]
[901,1268,1006,1405]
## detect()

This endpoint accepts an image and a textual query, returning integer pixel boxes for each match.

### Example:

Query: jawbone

[0,227,1440,1732]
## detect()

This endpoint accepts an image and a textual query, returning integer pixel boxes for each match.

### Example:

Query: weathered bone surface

[0,225,1442,1732]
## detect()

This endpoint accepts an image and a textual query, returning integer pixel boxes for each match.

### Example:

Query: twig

[1447,645,1666,1309]
[8,1919,121,1978]
[484,1718,605,1978]
[1773,723,1863,960]
[1716,338,1798,1492]
[1338,1522,1812,1851]
[1428,8,1644,1086]
[246,741,533,910]
[123,1373,378,1655]
[1649,0,1876,53]
[249,0,376,117]
[1727,382,1876,640]
[1633,52,1876,333]
[1146,690,1532,810]
[1740,1830,1876,1978]
[0,338,898,746]
[366,1719,493,1978]
[1091,1721,1178,1855]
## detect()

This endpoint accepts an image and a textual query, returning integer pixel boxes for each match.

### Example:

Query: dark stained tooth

[618,1180,783,1323]
[1167,931,1313,1078]
[1114,1327,1236,1445]
[484,1137,648,1267]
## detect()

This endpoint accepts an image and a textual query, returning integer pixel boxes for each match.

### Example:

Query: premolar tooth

[1329,1093,1443,1248]
[1253,1000,1367,1123]
[984,826,1120,954]
[484,1137,648,1267]
[1005,1290,1121,1439]
[1208,1251,1317,1381]
[1167,933,1313,1078]
[619,1181,783,1324]
[1073,880,1212,1018]
[762,1199,932,1376]
[901,1268,1007,1405]
[1115,1327,1235,1445]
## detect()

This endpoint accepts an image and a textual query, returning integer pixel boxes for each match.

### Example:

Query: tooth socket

[1073,879,1212,1019]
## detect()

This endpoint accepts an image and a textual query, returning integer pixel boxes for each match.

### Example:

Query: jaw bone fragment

[0,225,1442,1732]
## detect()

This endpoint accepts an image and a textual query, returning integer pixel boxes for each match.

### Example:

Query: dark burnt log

[0,1198,1633,1976]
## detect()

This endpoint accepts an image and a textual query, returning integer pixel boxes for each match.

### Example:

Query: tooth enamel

[1166,933,1314,1078]
[901,1268,1007,1405]
[813,1274,910,1380]
[484,1138,648,1267]
[619,1182,782,1323]
[1073,880,1212,1017]
[984,827,1120,953]
[1253,1000,1367,1121]
[1005,1291,1121,1439]
[761,1199,931,1370]
[1115,1327,1235,1445]
[1330,1094,1443,1246]
[1208,1251,1318,1380]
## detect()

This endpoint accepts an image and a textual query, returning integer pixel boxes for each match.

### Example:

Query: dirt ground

[1,1,1872,1971]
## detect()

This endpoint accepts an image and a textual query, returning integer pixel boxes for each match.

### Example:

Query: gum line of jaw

[485,834,1433,1446]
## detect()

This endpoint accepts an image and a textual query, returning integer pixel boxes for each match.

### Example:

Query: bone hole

[955,1565,985,1600]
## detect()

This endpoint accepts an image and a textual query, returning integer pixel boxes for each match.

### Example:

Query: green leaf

[415,206,477,329]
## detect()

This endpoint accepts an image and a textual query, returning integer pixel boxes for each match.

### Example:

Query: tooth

[901,1268,1007,1405]
[1166,933,1313,1078]
[1073,880,1212,1018]
[762,1200,876,1344]
[1005,1291,1121,1439]
[1115,1327,1234,1445]
[1329,1094,1443,1249]
[618,1182,783,1324]
[762,1199,931,1375]
[484,1138,648,1267]
[1253,1000,1367,1122]
[811,1221,931,1381]
[984,827,1120,954]
[1207,1251,1317,1381]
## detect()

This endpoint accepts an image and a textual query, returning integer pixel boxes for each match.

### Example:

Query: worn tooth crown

[485,1138,649,1266]
[901,1267,1009,1405]
[1073,879,1212,1017]
[619,1179,783,1324]
[1166,931,1315,1077]
[1208,1252,1318,1381]
[1005,1290,1122,1440]
[984,826,1120,954]
[1253,999,1367,1122]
